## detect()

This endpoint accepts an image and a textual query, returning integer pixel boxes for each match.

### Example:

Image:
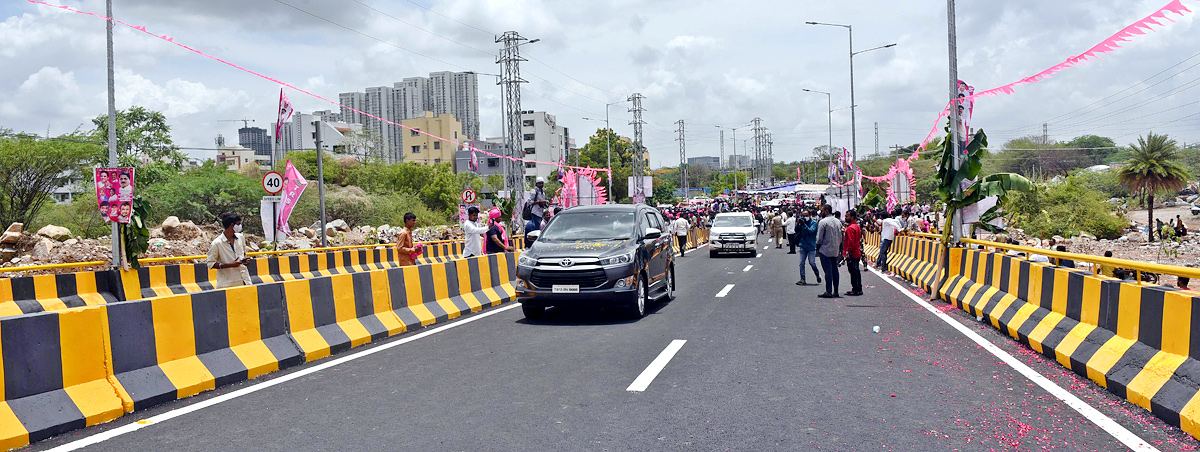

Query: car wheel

[664,265,676,301]
[521,303,545,320]
[627,274,648,319]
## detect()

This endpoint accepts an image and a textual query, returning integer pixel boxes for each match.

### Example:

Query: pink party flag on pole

[277,160,308,236]
[275,89,294,144]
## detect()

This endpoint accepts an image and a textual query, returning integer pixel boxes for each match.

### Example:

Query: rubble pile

[1,219,468,277]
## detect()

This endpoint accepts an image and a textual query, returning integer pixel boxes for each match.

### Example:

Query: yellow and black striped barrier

[0,252,519,450]
[0,270,118,317]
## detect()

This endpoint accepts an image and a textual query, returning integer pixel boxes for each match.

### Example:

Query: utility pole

[948,0,962,243]
[1042,122,1049,144]
[106,0,120,268]
[497,31,533,202]
[676,119,687,199]
[315,120,328,247]
[629,93,646,203]
[766,132,774,185]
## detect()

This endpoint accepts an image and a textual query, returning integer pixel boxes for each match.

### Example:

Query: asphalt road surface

[33,237,1200,451]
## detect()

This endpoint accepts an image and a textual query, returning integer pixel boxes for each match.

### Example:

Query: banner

[94,167,135,224]
[275,88,294,143]
[277,160,308,236]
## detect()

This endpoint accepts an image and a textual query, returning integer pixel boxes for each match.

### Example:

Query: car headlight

[599,252,633,266]
[743,233,755,240]
[518,255,538,267]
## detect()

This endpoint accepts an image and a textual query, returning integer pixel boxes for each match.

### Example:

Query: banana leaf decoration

[933,121,1032,243]
[859,187,885,212]
[119,196,152,269]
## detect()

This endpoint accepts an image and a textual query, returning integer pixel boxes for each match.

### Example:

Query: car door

[643,210,667,285]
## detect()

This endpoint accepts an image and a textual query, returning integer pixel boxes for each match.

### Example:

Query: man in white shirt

[461,206,489,258]
[673,214,691,256]
[876,211,904,271]
[783,211,797,254]
[206,212,252,288]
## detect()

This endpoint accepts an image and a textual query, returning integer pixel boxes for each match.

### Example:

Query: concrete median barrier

[0,271,118,317]
[0,250,518,449]
[0,307,126,449]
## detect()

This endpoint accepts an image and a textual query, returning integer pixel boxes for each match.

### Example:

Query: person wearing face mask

[206,212,252,288]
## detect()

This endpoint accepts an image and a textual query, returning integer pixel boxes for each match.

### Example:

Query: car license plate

[725,243,742,249]
[552,285,580,294]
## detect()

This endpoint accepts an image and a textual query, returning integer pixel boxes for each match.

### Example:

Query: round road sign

[461,188,478,204]
[262,171,284,194]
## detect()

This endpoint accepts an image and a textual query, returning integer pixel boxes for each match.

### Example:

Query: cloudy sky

[1,0,1198,169]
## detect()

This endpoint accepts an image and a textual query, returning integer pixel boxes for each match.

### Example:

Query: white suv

[708,212,758,257]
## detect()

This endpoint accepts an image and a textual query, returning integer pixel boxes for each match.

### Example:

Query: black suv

[515,204,675,319]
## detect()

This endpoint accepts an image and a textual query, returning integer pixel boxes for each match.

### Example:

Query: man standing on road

[784,211,797,254]
[814,205,843,298]
[461,206,488,258]
[395,212,420,266]
[796,209,821,286]
[771,211,785,249]
[673,213,691,256]
[843,210,863,296]
[876,211,903,272]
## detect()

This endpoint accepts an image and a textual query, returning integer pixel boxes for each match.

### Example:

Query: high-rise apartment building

[238,126,272,158]
[339,71,479,163]
[273,112,364,163]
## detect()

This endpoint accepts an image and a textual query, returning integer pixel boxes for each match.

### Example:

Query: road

[34,237,1200,451]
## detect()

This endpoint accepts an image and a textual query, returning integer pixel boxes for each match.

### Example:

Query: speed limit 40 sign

[262,171,284,194]
[461,188,477,204]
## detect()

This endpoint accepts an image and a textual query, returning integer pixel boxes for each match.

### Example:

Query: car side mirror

[644,227,662,240]
[527,230,541,239]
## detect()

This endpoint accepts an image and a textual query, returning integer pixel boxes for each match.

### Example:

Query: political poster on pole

[94,167,135,224]
[277,160,309,237]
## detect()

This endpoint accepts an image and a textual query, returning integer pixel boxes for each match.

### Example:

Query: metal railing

[0,238,465,275]
[960,237,1200,284]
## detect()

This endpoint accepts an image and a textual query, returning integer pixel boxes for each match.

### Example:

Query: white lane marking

[756,253,762,258]
[715,284,735,297]
[869,267,1159,452]
[627,340,687,392]
[763,245,769,249]
[48,303,523,452]
[742,265,753,272]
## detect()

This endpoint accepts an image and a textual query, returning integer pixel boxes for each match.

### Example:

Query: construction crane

[218,119,255,128]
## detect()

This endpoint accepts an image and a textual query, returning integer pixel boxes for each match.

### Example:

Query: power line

[403,0,496,37]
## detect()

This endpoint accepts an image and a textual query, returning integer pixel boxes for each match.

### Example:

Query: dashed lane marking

[715,284,734,298]
[743,265,752,272]
[627,340,687,392]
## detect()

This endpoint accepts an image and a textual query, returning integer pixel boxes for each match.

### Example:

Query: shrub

[1004,175,1128,239]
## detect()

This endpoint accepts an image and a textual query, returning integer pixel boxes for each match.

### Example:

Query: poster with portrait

[95,167,135,224]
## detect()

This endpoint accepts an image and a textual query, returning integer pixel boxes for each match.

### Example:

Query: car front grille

[719,233,746,241]
[529,269,608,289]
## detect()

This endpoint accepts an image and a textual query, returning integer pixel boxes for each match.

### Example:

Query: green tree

[1117,132,1191,242]
[139,160,264,232]
[0,132,99,226]
[90,106,186,186]
[1065,135,1118,165]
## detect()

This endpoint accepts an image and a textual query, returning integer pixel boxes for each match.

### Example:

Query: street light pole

[801,89,833,158]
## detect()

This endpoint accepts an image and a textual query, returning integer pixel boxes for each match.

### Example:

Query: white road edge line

[626,340,687,392]
[742,265,753,272]
[48,303,523,452]
[715,284,735,298]
[868,267,1159,452]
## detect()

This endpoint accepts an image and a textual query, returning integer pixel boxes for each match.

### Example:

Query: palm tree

[1118,132,1191,242]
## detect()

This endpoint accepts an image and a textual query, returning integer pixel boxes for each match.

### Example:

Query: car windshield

[712,216,753,228]
[538,211,637,240]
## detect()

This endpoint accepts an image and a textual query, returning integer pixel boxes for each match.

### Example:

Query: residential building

[400,112,463,166]
[687,156,721,170]
[342,70,480,155]
[237,126,272,159]
[338,92,366,126]
[519,111,570,183]
[455,138,507,178]
[429,71,479,140]
[215,145,266,171]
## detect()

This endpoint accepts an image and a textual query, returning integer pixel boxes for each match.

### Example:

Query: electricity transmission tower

[719,129,725,171]
[629,93,646,202]
[497,31,531,198]
[766,132,774,185]
[676,119,687,199]
[751,117,763,187]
